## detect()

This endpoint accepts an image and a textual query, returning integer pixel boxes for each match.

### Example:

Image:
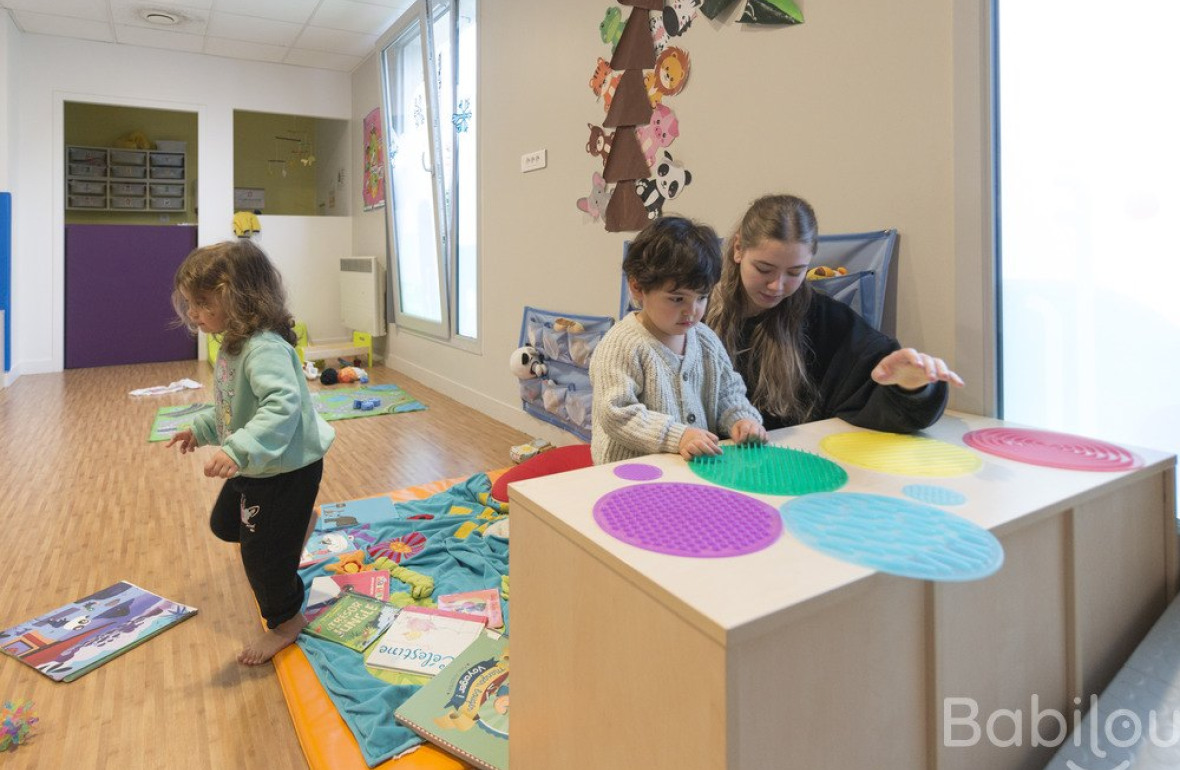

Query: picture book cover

[305,570,391,622]
[365,606,485,677]
[436,588,503,630]
[300,523,376,568]
[0,581,198,682]
[302,592,399,652]
[395,631,509,770]
[316,496,401,531]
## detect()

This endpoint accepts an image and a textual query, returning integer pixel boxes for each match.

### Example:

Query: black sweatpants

[209,459,323,629]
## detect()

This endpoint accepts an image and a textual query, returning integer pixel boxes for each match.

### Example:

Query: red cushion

[491,444,593,503]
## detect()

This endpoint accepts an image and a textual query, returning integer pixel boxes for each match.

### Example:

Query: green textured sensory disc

[689,443,848,496]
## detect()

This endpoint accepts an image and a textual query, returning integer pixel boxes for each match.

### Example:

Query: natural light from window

[998,2,1180,471]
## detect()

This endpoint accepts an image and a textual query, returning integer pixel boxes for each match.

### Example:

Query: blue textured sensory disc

[780,493,1003,581]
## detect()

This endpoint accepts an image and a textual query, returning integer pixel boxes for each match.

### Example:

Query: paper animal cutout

[649,13,670,53]
[646,47,691,105]
[576,172,612,221]
[634,104,679,166]
[635,149,692,219]
[663,0,702,37]
[586,123,615,166]
[740,0,804,24]
[600,7,624,50]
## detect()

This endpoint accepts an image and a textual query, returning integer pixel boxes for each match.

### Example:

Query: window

[379,0,478,341]
[997,3,1180,474]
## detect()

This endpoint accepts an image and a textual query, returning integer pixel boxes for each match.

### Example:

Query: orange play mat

[273,472,505,770]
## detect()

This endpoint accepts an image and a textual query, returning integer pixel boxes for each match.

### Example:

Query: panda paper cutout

[635,150,692,219]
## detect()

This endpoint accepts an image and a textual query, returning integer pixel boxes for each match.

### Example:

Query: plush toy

[807,266,848,280]
[337,366,369,384]
[324,550,373,574]
[509,346,547,379]
[320,367,339,385]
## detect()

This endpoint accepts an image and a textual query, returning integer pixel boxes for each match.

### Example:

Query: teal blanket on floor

[295,473,510,767]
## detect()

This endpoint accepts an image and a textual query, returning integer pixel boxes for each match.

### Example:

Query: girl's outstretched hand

[204,449,240,478]
[166,429,198,454]
[872,348,965,391]
[730,419,767,445]
[678,427,722,460]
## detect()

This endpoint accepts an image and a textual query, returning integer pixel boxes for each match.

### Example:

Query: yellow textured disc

[820,431,982,477]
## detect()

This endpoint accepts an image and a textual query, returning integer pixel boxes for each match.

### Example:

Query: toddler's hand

[204,450,239,479]
[730,419,767,445]
[166,429,198,454]
[679,427,721,460]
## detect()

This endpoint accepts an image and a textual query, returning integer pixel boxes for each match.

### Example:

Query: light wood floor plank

[0,359,528,770]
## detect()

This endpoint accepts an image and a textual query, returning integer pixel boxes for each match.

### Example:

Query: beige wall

[361,0,992,440]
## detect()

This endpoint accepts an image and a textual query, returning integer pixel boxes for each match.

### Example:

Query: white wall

[366,0,990,442]
[6,32,352,379]
[0,13,16,190]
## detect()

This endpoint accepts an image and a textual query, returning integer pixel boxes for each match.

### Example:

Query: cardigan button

[682,373,688,381]
[687,414,697,423]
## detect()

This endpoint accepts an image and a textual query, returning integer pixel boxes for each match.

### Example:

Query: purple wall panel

[65,224,198,369]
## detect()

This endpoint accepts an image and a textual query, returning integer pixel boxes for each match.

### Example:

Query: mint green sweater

[192,331,334,477]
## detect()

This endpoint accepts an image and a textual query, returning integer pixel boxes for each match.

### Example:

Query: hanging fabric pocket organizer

[518,306,614,441]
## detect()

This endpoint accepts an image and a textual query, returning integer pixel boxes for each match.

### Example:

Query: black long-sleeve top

[732,293,948,434]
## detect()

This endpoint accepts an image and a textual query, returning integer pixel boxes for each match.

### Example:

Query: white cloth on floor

[129,378,203,397]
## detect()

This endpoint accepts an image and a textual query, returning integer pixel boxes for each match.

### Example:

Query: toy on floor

[324,550,374,574]
[510,438,553,464]
[303,361,319,380]
[0,700,37,753]
[320,368,339,385]
[353,397,381,411]
[806,266,848,280]
[338,366,369,384]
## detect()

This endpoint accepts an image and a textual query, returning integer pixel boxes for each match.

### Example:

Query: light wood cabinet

[66,145,187,213]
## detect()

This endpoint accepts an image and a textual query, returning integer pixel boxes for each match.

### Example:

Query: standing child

[167,240,335,666]
[590,216,767,464]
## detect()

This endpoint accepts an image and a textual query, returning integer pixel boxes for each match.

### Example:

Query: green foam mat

[312,383,427,422]
[688,442,848,496]
[148,403,214,442]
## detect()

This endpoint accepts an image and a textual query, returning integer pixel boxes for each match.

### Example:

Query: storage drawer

[68,148,106,163]
[110,165,147,179]
[68,195,106,208]
[111,197,146,209]
[150,183,184,198]
[69,163,106,178]
[150,197,184,210]
[69,180,106,195]
[150,153,184,167]
[109,150,146,165]
[150,167,184,180]
[110,182,146,197]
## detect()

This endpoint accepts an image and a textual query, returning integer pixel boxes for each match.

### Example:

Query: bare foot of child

[238,613,307,666]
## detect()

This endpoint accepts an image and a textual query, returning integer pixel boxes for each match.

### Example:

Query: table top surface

[508,412,1176,645]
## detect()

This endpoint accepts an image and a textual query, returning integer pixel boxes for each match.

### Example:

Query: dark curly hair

[623,216,722,295]
[172,240,296,356]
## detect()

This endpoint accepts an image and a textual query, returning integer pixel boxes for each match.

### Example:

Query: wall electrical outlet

[520,149,547,173]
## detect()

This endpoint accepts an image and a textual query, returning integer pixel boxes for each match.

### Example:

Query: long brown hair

[172,240,296,356]
[706,194,819,424]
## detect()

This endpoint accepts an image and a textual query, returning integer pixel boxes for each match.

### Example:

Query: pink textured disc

[613,463,663,481]
[962,427,1142,471]
[593,482,782,558]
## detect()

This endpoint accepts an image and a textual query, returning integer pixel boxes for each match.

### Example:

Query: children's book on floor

[300,523,376,567]
[302,592,399,652]
[305,570,391,622]
[0,581,198,682]
[365,606,486,677]
[437,588,504,630]
[395,630,509,770]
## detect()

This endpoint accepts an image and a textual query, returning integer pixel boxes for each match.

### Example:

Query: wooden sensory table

[508,411,1178,770]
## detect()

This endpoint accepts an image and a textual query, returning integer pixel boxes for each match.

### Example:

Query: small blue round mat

[780,493,1003,581]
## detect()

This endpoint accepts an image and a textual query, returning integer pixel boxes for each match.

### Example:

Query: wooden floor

[0,360,528,770]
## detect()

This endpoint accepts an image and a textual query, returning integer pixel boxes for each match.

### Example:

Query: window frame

[377,0,479,349]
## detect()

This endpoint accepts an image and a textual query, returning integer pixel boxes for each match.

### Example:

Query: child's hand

[730,419,767,445]
[167,429,198,454]
[679,427,721,460]
[204,449,240,478]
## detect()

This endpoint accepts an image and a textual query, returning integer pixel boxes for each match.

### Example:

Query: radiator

[339,257,386,336]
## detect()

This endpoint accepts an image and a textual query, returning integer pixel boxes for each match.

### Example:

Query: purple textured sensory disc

[613,463,664,481]
[593,482,782,558]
